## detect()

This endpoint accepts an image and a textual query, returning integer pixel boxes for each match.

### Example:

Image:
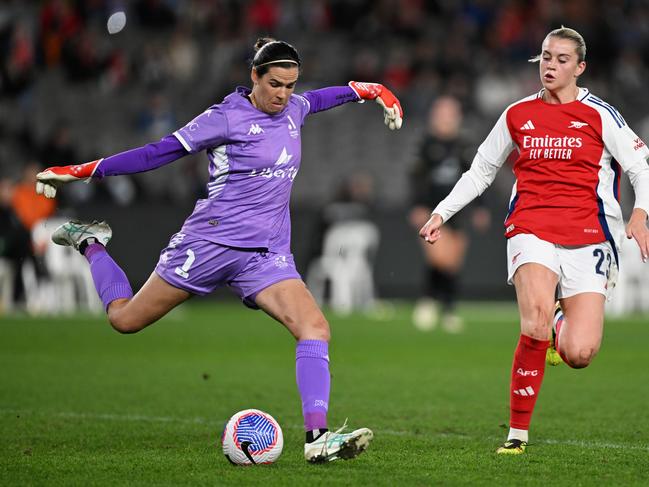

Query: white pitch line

[2,409,647,452]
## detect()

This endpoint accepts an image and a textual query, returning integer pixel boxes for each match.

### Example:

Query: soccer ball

[221,409,283,465]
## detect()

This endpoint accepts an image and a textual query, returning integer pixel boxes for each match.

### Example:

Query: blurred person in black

[0,176,32,310]
[312,171,376,252]
[39,120,77,166]
[0,21,36,99]
[408,95,490,333]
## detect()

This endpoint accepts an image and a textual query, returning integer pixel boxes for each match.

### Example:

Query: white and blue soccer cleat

[304,421,373,463]
[51,220,112,251]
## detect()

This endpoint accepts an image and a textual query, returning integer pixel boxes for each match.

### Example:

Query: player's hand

[348,81,403,130]
[626,207,649,262]
[419,213,444,244]
[36,160,101,199]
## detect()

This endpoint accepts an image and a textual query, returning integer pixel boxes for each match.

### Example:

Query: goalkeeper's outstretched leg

[52,220,191,333]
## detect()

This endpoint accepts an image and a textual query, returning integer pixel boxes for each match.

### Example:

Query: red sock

[509,334,550,430]
[555,315,568,363]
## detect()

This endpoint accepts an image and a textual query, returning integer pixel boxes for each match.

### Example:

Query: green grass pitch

[1,301,648,486]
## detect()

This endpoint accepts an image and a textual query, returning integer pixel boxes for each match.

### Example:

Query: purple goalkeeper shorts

[154,232,301,308]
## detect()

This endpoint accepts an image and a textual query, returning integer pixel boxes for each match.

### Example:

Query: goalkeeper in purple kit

[35,38,403,463]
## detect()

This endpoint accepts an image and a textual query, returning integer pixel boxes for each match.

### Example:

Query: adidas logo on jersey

[513,386,535,396]
[520,120,535,130]
[568,121,589,129]
[247,124,264,135]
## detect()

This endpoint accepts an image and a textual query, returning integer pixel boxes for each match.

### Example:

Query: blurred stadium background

[2,2,649,484]
[1,0,649,311]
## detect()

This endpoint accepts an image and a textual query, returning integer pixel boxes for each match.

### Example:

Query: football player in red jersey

[419,27,649,454]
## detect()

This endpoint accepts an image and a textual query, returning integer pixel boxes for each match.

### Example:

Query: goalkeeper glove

[348,81,403,130]
[36,159,101,199]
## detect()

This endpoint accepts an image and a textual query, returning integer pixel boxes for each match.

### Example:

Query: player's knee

[564,346,597,369]
[107,308,145,334]
[108,316,141,334]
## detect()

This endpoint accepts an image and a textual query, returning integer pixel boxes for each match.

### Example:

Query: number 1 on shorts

[175,249,195,279]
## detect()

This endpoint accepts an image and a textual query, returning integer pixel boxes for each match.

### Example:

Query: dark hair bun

[254,37,276,52]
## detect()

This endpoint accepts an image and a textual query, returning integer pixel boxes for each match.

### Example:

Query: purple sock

[296,340,330,431]
[84,243,133,311]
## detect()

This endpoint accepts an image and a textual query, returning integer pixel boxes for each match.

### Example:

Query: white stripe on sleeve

[173,131,192,152]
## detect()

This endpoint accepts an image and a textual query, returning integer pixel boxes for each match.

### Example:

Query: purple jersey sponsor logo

[249,147,298,180]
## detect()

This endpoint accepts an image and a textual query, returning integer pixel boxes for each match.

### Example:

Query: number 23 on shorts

[593,247,612,278]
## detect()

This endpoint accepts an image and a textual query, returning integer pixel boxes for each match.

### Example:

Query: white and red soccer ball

[221,409,283,465]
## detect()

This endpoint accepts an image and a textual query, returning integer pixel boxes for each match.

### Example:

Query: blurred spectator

[408,96,490,332]
[135,0,177,29]
[3,164,57,311]
[102,48,130,92]
[382,46,414,92]
[11,162,57,232]
[61,27,109,83]
[137,89,176,140]
[0,21,36,98]
[307,172,380,314]
[167,23,198,82]
[134,89,196,202]
[39,120,77,165]
[246,0,280,33]
[38,0,82,67]
[0,176,31,311]
[136,40,170,88]
[348,48,382,84]
[309,171,377,257]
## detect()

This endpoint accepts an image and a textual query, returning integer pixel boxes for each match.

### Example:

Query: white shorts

[507,233,618,299]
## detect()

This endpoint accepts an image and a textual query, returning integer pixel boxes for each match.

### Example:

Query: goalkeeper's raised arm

[36,85,402,200]
[35,135,188,198]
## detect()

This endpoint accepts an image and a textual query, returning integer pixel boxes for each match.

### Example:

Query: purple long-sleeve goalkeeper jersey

[172,86,356,253]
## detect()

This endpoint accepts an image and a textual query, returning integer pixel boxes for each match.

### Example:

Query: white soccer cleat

[412,298,439,331]
[304,421,373,463]
[51,220,112,251]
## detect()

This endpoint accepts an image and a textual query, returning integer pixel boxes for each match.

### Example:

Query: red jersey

[479,88,649,249]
